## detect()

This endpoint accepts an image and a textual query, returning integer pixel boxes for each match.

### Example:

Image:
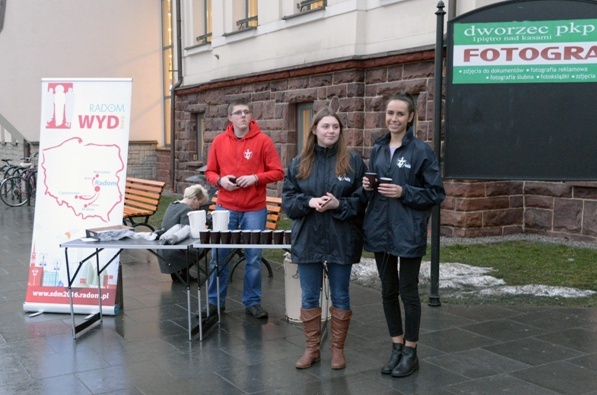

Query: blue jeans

[298,262,352,311]
[207,206,267,308]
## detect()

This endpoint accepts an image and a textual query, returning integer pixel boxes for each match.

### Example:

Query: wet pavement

[0,203,596,394]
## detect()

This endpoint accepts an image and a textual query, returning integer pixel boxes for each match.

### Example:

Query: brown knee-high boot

[329,306,352,370]
[295,307,322,369]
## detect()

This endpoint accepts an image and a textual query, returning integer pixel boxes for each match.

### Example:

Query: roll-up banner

[23,78,132,315]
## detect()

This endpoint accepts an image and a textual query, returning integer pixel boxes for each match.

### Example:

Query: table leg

[65,248,76,339]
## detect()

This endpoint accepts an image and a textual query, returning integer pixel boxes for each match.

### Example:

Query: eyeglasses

[231,110,252,116]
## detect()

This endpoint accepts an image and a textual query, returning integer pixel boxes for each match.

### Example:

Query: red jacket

[205,120,284,212]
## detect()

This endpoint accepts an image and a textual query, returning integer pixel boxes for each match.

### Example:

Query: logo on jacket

[396,157,411,169]
[244,149,253,160]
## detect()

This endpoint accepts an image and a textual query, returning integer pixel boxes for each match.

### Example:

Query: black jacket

[363,129,445,258]
[282,145,366,265]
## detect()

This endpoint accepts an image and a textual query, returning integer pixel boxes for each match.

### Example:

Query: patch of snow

[352,258,595,299]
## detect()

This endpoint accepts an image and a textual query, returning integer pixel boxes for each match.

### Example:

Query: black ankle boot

[381,343,403,374]
[391,345,419,378]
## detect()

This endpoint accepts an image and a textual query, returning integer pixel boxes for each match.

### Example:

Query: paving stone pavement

[0,203,596,394]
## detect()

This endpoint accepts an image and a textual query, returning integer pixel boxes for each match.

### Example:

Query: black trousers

[375,252,422,342]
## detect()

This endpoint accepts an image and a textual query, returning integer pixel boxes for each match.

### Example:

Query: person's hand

[377,182,403,199]
[220,175,239,191]
[235,174,259,189]
[363,176,374,191]
[310,193,338,212]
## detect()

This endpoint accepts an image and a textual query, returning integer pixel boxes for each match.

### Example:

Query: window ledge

[282,6,325,21]
[566,181,597,188]
[223,27,257,38]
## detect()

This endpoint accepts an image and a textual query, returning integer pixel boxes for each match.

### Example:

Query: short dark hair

[228,98,250,115]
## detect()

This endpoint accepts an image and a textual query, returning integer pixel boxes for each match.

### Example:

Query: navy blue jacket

[363,129,445,258]
[282,145,366,265]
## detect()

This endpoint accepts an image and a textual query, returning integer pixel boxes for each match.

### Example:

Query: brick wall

[127,141,158,180]
[174,51,439,198]
[441,180,597,242]
[0,143,25,164]
[524,182,597,242]
[171,52,597,243]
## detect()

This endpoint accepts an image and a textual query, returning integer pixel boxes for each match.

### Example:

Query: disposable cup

[210,230,221,244]
[261,230,273,244]
[199,230,210,244]
[220,230,231,244]
[230,230,242,244]
[241,230,252,245]
[251,230,262,244]
[273,230,284,244]
[365,172,378,189]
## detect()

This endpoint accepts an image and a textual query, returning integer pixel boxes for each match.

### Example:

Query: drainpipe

[448,0,456,20]
[170,0,183,191]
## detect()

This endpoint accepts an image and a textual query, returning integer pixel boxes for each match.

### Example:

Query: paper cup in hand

[378,177,392,185]
[365,172,377,189]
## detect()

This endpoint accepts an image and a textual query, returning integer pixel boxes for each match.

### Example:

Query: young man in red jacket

[204,98,284,319]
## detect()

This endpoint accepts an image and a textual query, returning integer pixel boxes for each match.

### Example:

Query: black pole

[429,1,445,307]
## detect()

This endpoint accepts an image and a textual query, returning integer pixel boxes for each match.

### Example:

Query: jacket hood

[224,119,262,140]
[314,143,339,156]
[375,127,415,146]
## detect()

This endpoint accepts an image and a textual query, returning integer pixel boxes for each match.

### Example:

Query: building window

[236,0,258,30]
[298,0,325,13]
[195,0,212,44]
[297,103,314,155]
[196,113,205,162]
[162,0,174,146]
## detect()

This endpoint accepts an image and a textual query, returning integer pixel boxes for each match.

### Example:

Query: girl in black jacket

[363,92,445,378]
[282,107,366,370]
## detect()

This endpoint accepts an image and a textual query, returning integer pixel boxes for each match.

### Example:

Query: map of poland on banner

[23,78,132,316]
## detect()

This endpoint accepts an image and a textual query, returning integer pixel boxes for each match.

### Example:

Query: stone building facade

[161,51,597,243]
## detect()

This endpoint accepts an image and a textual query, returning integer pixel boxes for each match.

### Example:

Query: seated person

[158,184,209,282]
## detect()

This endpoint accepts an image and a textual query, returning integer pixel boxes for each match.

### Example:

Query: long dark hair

[297,107,352,180]
[387,92,416,130]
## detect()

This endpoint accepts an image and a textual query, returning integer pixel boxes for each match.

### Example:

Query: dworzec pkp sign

[452,19,597,84]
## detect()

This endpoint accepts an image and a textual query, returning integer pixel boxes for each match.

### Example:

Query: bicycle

[0,156,38,207]
[1,153,38,181]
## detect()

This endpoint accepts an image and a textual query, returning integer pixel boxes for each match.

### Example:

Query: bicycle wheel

[0,176,29,207]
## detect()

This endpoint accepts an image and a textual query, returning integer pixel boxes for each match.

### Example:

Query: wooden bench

[207,195,284,281]
[122,177,166,231]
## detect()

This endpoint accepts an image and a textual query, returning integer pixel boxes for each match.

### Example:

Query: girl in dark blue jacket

[283,107,366,370]
[363,92,445,378]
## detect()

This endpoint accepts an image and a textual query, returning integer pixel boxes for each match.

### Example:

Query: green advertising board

[453,19,597,84]
[445,0,597,181]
